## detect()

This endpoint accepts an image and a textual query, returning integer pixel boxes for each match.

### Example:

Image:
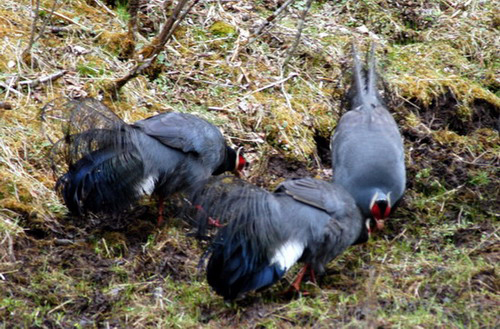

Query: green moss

[209,21,237,37]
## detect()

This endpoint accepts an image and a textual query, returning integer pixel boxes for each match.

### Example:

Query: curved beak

[375,218,384,231]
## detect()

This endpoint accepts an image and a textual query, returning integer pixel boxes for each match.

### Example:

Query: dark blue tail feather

[57,147,145,215]
[207,230,286,300]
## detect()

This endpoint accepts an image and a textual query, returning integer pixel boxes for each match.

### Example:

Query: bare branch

[18,70,67,88]
[127,0,140,44]
[23,0,40,59]
[23,0,60,62]
[0,82,24,97]
[283,0,314,69]
[107,0,199,98]
[253,0,296,37]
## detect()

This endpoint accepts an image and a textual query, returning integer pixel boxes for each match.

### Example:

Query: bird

[330,43,406,232]
[47,98,246,223]
[189,175,369,301]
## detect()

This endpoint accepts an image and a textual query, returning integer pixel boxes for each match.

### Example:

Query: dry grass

[1,0,498,328]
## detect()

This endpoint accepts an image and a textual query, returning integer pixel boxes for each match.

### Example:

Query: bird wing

[132,112,224,156]
[275,177,340,215]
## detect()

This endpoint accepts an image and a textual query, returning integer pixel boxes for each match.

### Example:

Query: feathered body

[331,44,406,230]
[48,98,244,216]
[190,176,367,300]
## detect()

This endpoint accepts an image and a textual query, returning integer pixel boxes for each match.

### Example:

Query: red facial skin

[233,155,247,178]
[237,155,246,172]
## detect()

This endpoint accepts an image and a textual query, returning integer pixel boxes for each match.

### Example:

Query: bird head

[234,147,247,177]
[213,146,247,176]
[369,191,391,231]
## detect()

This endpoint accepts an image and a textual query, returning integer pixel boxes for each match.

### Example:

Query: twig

[223,73,298,109]
[279,70,294,111]
[43,8,91,31]
[251,0,296,39]
[111,58,154,92]
[94,0,117,17]
[23,0,40,59]
[108,0,197,97]
[17,70,67,88]
[282,0,314,69]
[238,0,296,58]
[127,0,139,45]
[0,82,24,97]
[23,0,60,61]
[143,0,190,59]
[164,0,201,42]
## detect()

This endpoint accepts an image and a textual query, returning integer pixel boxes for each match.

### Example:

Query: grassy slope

[0,0,498,328]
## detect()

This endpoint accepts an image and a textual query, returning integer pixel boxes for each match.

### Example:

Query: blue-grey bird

[189,176,369,300]
[47,98,246,222]
[330,44,406,231]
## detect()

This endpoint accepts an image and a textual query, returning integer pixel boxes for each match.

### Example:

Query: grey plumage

[189,176,367,300]
[45,98,243,216]
[331,43,406,230]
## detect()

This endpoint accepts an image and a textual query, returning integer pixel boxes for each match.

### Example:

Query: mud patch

[417,93,499,134]
[314,131,332,167]
[250,154,318,188]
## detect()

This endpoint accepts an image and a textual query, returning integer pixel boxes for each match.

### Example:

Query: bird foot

[208,217,223,228]
[281,264,316,296]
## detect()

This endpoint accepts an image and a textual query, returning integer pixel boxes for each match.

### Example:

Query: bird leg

[157,196,165,226]
[195,204,223,228]
[208,217,223,228]
[285,264,316,295]
[291,264,309,292]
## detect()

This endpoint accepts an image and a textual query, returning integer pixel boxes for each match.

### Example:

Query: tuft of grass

[0,0,498,327]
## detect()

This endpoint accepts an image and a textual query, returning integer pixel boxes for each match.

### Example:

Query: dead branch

[94,0,117,17]
[107,0,199,98]
[165,0,201,42]
[282,0,314,69]
[23,0,40,60]
[253,0,296,37]
[221,73,299,110]
[140,0,190,59]
[17,70,67,88]
[127,0,140,44]
[245,0,296,47]
[44,9,90,31]
[23,0,60,62]
[0,82,24,97]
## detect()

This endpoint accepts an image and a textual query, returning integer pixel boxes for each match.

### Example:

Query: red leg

[309,267,316,284]
[195,204,223,228]
[282,264,316,296]
[157,196,165,226]
[290,264,310,292]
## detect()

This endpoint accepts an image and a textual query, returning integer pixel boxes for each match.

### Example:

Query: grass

[0,0,498,328]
